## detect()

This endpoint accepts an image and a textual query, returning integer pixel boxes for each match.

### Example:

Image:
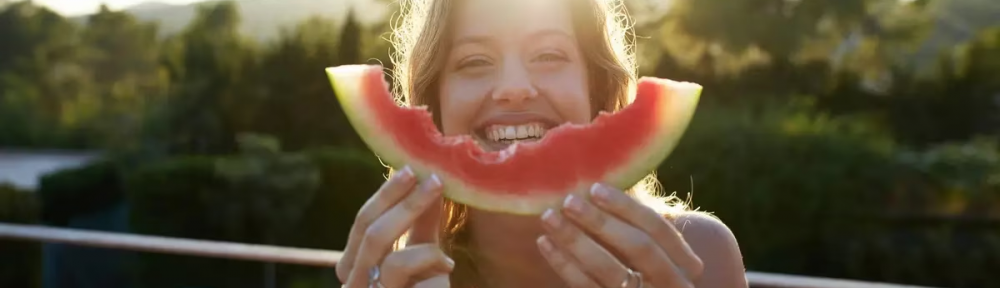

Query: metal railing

[0,222,937,288]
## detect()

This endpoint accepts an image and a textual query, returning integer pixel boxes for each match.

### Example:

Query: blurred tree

[0,2,93,148]
[822,25,1000,147]
[888,27,1000,145]
[654,0,932,78]
[668,0,865,60]
[823,0,934,94]
[248,14,367,151]
[78,4,169,151]
[157,0,258,155]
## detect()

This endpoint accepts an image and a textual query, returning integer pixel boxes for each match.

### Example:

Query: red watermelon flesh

[326,65,702,215]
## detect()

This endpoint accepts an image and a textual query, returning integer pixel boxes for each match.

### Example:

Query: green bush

[659,101,898,272]
[37,159,122,226]
[657,101,1000,287]
[124,155,261,288]
[0,183,42,288]
[891,138,1000,216]
[274,147,386,287]
[123,145,385,288]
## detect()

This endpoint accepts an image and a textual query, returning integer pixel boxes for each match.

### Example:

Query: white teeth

[485,123,548,142]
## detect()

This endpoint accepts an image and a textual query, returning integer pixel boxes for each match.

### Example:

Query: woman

[337,0,747,287]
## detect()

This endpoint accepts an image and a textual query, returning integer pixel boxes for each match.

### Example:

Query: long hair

[386,0,690,285]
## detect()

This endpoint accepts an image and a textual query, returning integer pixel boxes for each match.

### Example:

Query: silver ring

[620,268,643,288]
[634,269,643,288]
[368,266,386,288]
[619,268,633,288]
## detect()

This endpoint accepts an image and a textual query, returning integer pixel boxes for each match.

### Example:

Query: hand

[337,166,454,288]
[537,183,704,288]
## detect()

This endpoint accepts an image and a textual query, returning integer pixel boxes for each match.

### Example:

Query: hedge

[0,183,41,288]
[122,146,385,288]
[37,159,122,226]
[657,101,1000,288]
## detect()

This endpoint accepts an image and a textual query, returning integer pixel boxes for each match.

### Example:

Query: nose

[491,63,539,106]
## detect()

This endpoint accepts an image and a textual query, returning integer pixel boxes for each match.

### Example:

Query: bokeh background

[1,0,999,287]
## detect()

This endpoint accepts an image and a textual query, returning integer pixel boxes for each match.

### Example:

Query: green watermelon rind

[326,65,702,215]
[604,77,702,190]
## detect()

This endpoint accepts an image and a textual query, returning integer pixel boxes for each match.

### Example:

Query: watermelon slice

[326,65,702,215]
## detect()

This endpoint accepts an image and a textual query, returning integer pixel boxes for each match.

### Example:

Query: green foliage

[896,138,1000,217]
[123,155,257,288]
[659,101,897,271]
[0,2,168,150]
[156,1,259,155]
[123,144,384,288]
[821,26,1000,147]
[241,15,368,151]
[37,160,122,226]
[0,2,94,148]
[657,102,1000,287]
[0,183,41,288]
[0,183,38,223]
[212,134,321,238]
[78,5,168,151]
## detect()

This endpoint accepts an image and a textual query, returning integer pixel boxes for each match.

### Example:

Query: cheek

[438,76,492,135]
[537,67,592,124]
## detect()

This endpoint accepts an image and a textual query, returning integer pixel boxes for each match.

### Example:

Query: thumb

[407,193,444,246]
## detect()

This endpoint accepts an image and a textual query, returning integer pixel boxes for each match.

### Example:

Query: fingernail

[537,236,554,252]
[397,166,414,181]
[428,174,442,190]
[590,183,610,202]
[445,257,455,269]
[421,174,442,195]
[562,194,584,214]
[541,209,561,228]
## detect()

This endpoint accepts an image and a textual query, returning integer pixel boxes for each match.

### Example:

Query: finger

[413,275,450,288]
[537,235,600,288]
[338,166,417,282]
[379,244,454,288]
[346,175,444,288]
[563,193,685,287]
[590,183,704,279]
[407,194,444,246]
[540,209,629,288]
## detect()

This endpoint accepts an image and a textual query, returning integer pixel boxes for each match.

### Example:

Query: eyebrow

[453,35,494,47]
[528,29,574,42]
[451,29,575,47]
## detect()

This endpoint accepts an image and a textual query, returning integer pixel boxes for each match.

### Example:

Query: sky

[24,0,209,16]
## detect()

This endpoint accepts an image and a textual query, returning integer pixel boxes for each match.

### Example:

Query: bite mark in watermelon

[326,65,702,215]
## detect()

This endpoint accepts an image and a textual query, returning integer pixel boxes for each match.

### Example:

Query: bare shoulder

[670,211,748,288]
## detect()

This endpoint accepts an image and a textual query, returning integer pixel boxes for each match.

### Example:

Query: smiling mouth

[473,122,553,151]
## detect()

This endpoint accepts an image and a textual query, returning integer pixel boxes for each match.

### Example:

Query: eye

[456,56,492,70]
[533,51,568,63]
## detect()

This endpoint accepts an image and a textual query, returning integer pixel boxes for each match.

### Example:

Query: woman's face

[438,0,591,152]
